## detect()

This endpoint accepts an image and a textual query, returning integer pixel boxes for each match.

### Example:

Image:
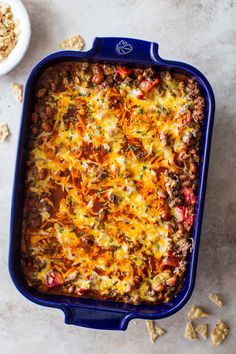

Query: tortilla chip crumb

[11,83,23,102]
[211,320,229,347]
[59,34,85,51]
[195,323,208,339]
[208,293,224,308]
[146,320,166,343]
[188,306,209,320]
[155,324,166,337]
[0,122,10,141]
[0,4,19,63]
[184,321,198,340]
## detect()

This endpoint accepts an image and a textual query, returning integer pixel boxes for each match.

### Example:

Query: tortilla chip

[208,293,224,308]
[59,34,84,50]
[188,305,209,320]
[0,122,10,141]
[146,320,166,343]
[11,83,23,102]
[184,321,198,340]
[0,4,19,63]
[195,323,208,339]
[211,320,229,347]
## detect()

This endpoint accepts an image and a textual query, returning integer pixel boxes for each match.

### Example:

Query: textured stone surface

[0,0,235,353]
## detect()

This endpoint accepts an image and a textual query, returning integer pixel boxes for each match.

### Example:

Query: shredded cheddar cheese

[21,63,204,304]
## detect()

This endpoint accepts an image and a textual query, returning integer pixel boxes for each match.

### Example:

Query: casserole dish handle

[63,306,132,330]
[90,37,161,64]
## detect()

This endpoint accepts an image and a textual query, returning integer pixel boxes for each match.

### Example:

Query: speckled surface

[0,0,235,353]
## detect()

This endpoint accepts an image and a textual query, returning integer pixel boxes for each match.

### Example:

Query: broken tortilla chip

[146,320,166,343]
[195,323,208,339]
[11,83,23,102]
[59,34,85,51]
[211,320,229,347]
[188,306,209,320]
[208,293,224,308]
[0,122,10,141]
[184,321,198,340]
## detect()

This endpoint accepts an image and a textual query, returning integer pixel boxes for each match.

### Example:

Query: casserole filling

[21,62,205,304]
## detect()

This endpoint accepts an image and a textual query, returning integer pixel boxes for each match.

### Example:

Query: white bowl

[0,0,31,76]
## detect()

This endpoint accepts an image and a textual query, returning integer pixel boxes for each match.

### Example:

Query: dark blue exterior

[9,37,215,330]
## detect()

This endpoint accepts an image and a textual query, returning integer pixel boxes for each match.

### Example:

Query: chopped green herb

[138,107,144,114]
[128,144,139,152]
[67,196,72,204]
[94,129,100,136]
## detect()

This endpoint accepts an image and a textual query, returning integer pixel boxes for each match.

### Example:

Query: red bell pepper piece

[139,78,159,93]
[116,67,133,79]
[136,90,145,99]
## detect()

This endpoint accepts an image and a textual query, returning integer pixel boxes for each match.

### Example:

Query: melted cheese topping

[21,63,203,304]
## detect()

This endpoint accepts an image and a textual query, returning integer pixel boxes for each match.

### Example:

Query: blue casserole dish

[9,37,215,330]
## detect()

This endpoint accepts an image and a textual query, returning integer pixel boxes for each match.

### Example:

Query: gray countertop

[0,0,235,353]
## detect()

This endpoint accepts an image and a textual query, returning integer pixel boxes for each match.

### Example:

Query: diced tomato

[153,78,159,85]
[176,206,194,230]
[136,90,145,99]
[182,187,196,205]
[116,67,133,79]
[163,251,178,267]
[182,143,188,152]
[47,271,64,288]
[139,80,153,92]
[139,78,159,93]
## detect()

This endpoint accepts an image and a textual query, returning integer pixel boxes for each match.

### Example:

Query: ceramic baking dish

[9,37,215,330]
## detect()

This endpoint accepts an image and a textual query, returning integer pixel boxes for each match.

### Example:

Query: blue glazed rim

[9,37,215,330]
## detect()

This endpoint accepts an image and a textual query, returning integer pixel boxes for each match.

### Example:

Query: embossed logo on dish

[116,40,133,55]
